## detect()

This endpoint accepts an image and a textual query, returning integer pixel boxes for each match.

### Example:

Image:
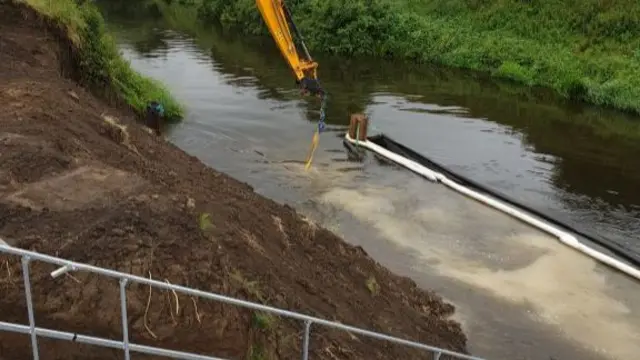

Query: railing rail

[0,243,486,360]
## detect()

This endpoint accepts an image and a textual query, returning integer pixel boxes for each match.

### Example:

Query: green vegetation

[197,0,640,115]
[251,311,277,330]
[249,311,276,360]
[198,212,214,231]
[248,343,267,360]
[97,0,640,142]
[365,276,380,295]
[23,0,184,120]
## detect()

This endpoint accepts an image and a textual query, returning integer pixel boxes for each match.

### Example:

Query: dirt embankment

[0,2,468,359]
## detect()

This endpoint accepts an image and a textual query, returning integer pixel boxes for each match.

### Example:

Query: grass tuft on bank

[23,0,184,120]
[198,0,640,115]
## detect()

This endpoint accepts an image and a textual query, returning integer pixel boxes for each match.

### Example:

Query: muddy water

[97,4,640,360]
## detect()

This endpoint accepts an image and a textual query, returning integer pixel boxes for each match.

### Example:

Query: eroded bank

[0,1,471,359]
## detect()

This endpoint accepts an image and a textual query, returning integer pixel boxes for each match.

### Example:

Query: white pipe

[347,135,439,182]
[345,134,640,282]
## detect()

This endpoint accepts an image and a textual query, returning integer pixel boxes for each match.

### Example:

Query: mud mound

[0,2,469,359]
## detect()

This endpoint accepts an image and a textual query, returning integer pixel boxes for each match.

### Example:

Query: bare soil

[0,1,469,359]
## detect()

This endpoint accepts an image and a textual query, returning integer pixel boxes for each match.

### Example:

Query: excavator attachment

[256,0,323,96]
[257,0,327,171]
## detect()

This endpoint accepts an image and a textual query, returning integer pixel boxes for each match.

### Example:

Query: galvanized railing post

[119,278,131,360]
[21,256,40,360]
[0,246,486,360]
[302,320,312,360]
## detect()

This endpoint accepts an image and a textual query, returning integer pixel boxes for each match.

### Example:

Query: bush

[197,0,640,114]
[198,0,266,35]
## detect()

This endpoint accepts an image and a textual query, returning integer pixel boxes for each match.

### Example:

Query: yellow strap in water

[304,130,320,170]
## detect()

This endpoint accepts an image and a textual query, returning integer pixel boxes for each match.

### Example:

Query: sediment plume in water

[321,186,640,360]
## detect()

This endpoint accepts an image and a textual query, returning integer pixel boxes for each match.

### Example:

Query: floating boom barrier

[343,114,640,282]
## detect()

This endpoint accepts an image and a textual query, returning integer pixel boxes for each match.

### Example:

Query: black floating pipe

[346,133,640,269]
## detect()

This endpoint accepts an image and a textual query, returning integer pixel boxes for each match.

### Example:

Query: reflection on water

[100,2,640,259]
[96,2,640,359]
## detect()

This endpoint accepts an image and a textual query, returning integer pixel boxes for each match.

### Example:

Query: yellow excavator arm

[256,0,324,96]
[257,0,327,170]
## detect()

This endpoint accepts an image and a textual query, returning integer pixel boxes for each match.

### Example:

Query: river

[97,2,640,360]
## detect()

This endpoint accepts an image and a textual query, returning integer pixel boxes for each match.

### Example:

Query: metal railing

[0,243,486,360]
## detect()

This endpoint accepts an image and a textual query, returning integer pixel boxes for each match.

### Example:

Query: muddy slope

[0,2,468,359]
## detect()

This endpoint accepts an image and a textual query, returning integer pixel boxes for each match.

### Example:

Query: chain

[317,92,327,133]
[303,86,327,170]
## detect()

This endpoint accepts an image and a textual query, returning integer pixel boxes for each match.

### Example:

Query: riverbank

[198,0,640,115]
[21,0,184,120]
[0,1,469,359]
[100,0,640,146]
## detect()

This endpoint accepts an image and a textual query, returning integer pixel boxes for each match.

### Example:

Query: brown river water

[98,3,640,359]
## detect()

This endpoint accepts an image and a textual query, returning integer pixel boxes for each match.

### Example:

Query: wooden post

[348,113,368,141]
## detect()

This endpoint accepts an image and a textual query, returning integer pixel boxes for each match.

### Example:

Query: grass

[251,311,277,331]
[230,270,266,303]
[22,0,184,120]
[248,343,266,360]
[197,0,640,115]
[99,0,640,142]
[198,212,214,231]
[365,276,379,295]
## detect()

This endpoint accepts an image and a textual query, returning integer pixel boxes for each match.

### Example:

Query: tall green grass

[23,0,184,120]
[197,0,640,115]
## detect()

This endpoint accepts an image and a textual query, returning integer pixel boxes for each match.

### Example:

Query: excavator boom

[256,0,323,95]
[256,0,327,171]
